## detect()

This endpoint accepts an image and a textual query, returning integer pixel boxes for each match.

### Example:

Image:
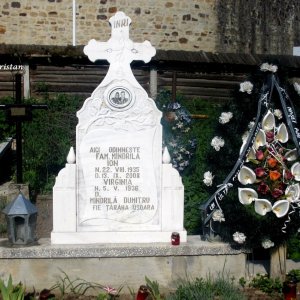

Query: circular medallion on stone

[106,87,134,111]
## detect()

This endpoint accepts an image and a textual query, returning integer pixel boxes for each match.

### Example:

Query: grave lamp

[2,192,38,245]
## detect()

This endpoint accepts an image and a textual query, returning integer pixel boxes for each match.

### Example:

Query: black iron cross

[0,74,47,183]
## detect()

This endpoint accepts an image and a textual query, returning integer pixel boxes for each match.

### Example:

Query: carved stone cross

[84,11,156,87]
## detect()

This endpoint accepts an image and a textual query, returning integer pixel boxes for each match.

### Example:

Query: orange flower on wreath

[269,170,281,181]
[267,157,277,168]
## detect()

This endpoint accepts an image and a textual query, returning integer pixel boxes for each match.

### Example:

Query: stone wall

[216,0,300,55]
[0,1,299,57]
[0,0,217,52]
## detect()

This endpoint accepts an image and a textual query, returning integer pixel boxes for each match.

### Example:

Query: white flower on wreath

[233,232,246,244]
[274,109,283,120]
[203,171,214,186]
[211,136,225,151]
[242,131,249,143]
[261,238,274,249]
[260,63,278,73]
[239,81,253,94]
[294,82,300,96]
[248,121,255,129]
[219,112,233,124]
[177,122,184,128]
[177,154,183,160]
[212,209,225,222]
[169,141,177,147]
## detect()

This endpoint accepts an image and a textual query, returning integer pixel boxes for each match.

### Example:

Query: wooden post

[149,68,157,100]
[23,63,30,99]
[15,74,23,183]
[270,244,286,281]
[172,71,177,101]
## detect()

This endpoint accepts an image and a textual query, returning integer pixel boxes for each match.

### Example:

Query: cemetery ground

[0,92,299,299]
[0,269,288,300]
[0,193,293,300]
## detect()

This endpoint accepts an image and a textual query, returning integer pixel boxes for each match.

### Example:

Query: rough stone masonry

[1,0,300,54]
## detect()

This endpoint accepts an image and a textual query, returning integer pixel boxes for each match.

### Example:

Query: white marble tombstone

[51,12,187,244]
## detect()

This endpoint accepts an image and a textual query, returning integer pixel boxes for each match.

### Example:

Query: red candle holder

[136,285,148,300]
[283,281,297,300]
[171,232,180,245]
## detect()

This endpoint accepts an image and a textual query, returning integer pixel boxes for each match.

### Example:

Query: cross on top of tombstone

[84,11,156,87]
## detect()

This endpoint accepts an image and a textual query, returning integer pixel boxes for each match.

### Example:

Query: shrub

[249,273,282,295]
[167,275,246,300]
[0,94,83,196]
[0,275,25,300]
[156,89,223,234]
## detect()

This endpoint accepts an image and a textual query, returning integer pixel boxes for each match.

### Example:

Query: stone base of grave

[0,236,247,294]
[51,230,187,244]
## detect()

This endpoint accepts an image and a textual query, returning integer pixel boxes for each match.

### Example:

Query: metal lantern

[2,192,38,245]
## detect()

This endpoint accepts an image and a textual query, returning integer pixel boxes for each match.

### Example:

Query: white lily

[255,199,272,216]
[285,149,298,161]
[262,110,275,131]
[276,123,289,143]
[272,200,290,218]
[254,129,267,149]
[238,188,258,205]
[285,183,300,202]
[255,199,290,218]
[291,162,300,181]
[246,147,256,161]
[238,166,256,185]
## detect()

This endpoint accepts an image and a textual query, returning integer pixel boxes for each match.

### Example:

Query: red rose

[284,170,294,181]
[258,182,270,194]
[255,167,266,178]
[268,157,277,168]
[266,131,274,143]
[271,188,284,198]
[256,150,264,161]
[269,170,281,181]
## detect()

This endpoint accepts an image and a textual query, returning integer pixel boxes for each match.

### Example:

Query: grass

[166,274,247,300]
[0,271,286,300]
